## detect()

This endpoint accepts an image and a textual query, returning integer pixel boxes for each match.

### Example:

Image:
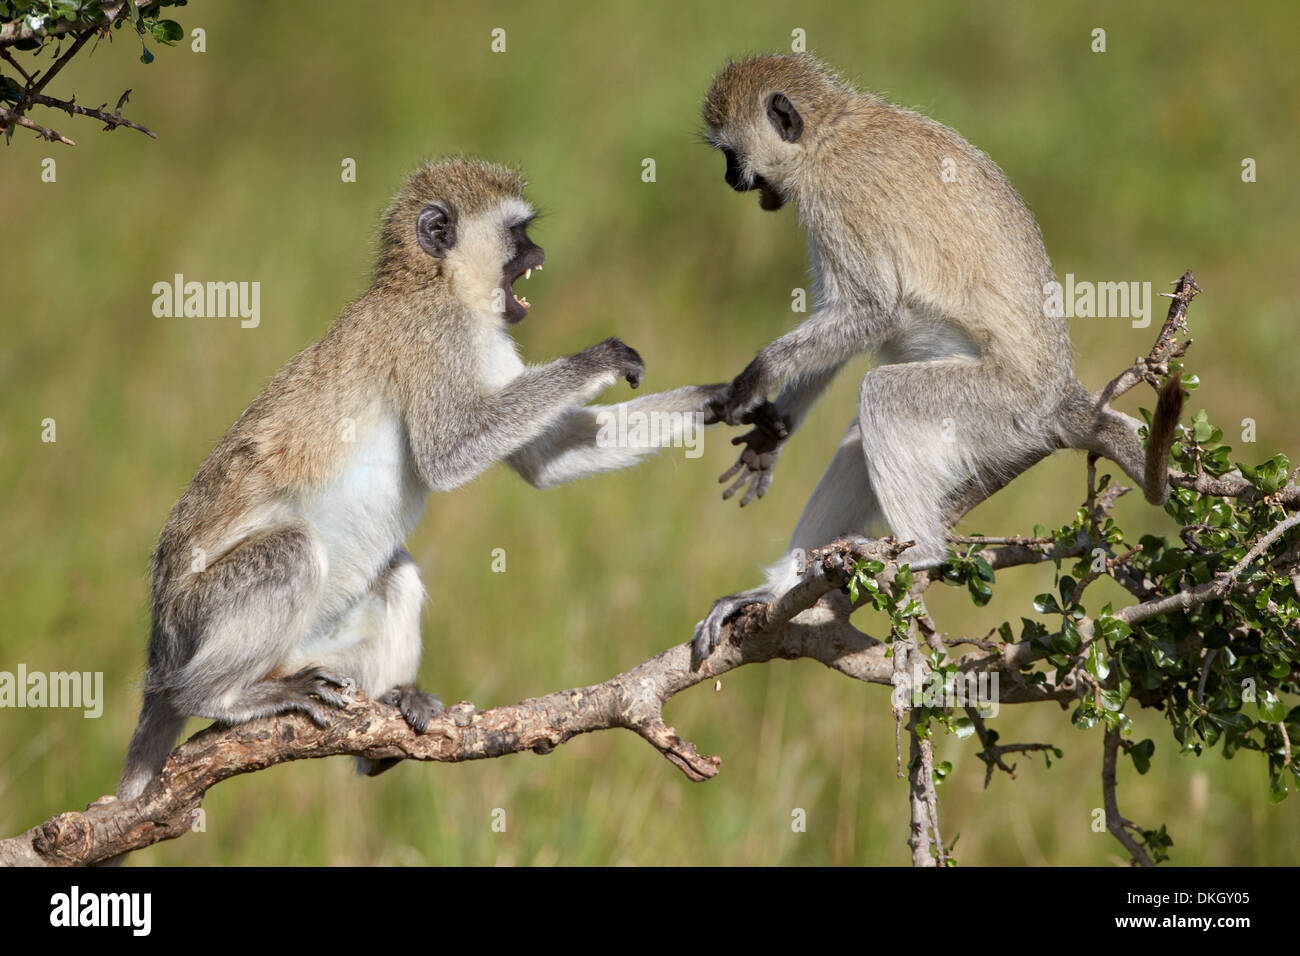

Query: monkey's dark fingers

[692,588,772,658]
[721,465,752,500]
[707,395,730,425]
[700,385,730,425]
[284,666,356,716]
[380,684,444,734]
[741,401,790,440]
[738,467,773,507]
[718,456,747,486]
[303,668,355,691]
[619,352,644,389]
[691,621,712,658]
[295,700,335,728]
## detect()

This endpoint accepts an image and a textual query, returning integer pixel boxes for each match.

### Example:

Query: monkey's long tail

[117,690,187,803]
[1143,371,1185,505]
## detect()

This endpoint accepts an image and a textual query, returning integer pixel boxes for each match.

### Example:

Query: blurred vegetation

[1,0,1297,865]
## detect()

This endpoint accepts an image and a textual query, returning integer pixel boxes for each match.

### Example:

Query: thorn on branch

[0,104,74,144]
[26,89,155,138]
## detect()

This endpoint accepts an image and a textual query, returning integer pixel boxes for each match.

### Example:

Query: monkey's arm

[716,363,846,506]
[714,305,869,425]
[772,362,847,432]
[410,340,644,492]
[508,384,722,489]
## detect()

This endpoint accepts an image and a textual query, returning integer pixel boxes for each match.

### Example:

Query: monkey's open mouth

[502,248,545,324]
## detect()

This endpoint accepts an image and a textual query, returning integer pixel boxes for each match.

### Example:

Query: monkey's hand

[707,361,769,426]
[716,400,790,507]
[578,337,644,389]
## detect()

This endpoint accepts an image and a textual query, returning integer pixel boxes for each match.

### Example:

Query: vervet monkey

[694,54,1182,655]
[119,158,727,800]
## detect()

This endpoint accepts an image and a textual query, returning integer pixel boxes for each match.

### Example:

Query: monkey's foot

[282,666,356,726]
[380,684,444,734]
[692,586,774,660]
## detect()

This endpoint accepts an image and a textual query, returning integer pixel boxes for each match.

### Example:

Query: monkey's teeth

[525,268,532,280]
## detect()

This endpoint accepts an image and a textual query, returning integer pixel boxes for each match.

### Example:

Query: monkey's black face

[502,219,544,324]
[720,146,786,211]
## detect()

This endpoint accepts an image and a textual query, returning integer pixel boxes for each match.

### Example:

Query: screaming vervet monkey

[694,54,1182,655]
[119,158,729,800]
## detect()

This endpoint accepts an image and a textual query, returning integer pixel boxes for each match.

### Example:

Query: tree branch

[1102,728,1155,867]
[4,269,1292,867]
[25,89,155,137]
[0,102,73,143]
[0,534,1092,867]
[0,0,148,47]
[1,3,155,143]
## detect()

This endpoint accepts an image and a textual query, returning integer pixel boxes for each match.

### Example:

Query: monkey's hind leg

[857,361,1057,569]
[693,419,880,659]
[285,549,441,776]
[166,526,354,728]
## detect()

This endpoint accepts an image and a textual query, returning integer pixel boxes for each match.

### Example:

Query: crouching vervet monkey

[118,157,778,800]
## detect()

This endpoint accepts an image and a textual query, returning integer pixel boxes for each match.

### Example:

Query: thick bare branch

[0,535,1085,867]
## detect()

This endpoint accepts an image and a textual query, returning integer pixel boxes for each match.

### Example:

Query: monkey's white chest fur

[297,410,427,629]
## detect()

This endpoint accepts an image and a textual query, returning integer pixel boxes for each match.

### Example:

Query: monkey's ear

[766,92,804,143]
[416,202,456,258]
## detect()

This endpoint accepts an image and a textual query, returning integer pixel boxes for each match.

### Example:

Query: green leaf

[1033,593,1061,614]
[1129,738,1155,774]
[1071,704,1098,730]
[1087,642,1110,680]
[1209,710,1254,732]
[1099,688,1126,712]
[1057,617,1081,654]
[953,717,975,740]
[1258,690,1287,723]
[150,18,184,44]
[1058,576,1076,607]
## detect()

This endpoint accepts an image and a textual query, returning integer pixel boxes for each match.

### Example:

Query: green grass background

[1,0,1297,865]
